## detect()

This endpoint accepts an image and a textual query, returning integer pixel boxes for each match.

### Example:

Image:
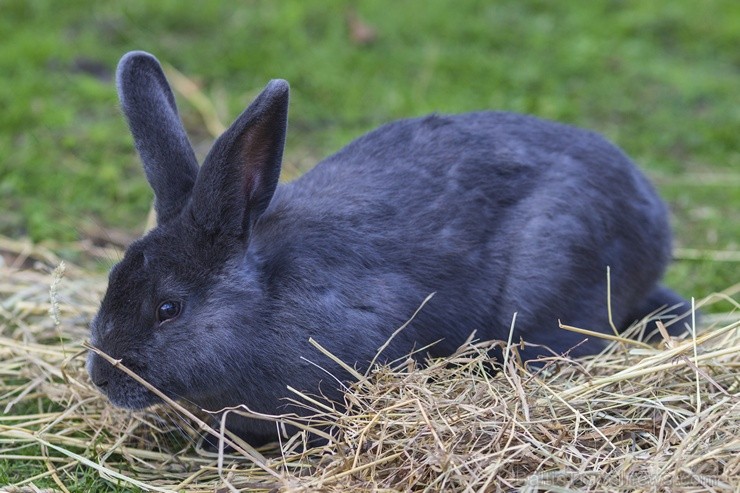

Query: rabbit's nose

[87,353,110,388]
[90,366,109,388]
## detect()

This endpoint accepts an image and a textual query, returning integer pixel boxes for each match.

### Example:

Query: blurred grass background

[1,0,738,294]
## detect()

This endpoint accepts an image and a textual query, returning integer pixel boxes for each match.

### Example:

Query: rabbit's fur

[88,52,689,444]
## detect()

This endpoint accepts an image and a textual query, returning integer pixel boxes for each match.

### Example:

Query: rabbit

[87,51,690,445]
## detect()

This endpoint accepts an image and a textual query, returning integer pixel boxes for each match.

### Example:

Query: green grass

[1,0,738,299]
[0,401,129,492]
[1,457,134,492]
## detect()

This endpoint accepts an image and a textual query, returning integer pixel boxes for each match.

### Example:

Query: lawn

[1,0,738,297]
[0,0,738,490]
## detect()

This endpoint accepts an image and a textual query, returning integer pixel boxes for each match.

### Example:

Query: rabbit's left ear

[117,51,200,225]
[190,80,289,241]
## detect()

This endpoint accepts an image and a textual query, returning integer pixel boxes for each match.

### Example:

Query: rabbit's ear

[190,79,289,241]
[117,51,199,225]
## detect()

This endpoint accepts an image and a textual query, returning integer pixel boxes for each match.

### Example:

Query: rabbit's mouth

[87,352,163,410]
[104,383,161,410]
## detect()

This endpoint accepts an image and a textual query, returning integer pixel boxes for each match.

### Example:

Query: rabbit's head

[86,52,289,412]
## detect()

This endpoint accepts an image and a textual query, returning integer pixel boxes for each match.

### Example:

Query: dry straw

[1,237,738,492]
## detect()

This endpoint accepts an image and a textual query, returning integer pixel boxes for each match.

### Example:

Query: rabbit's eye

[156,300,182,324]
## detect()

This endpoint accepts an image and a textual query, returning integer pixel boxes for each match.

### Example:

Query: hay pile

[1,237,738,492]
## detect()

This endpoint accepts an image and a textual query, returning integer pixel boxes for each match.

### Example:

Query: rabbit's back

[255,112,672,360]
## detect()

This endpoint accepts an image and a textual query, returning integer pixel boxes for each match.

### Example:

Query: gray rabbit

[87,51,689,444]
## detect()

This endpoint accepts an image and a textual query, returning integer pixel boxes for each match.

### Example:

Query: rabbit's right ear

[117,51,199,225]
[189,79,289,244]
